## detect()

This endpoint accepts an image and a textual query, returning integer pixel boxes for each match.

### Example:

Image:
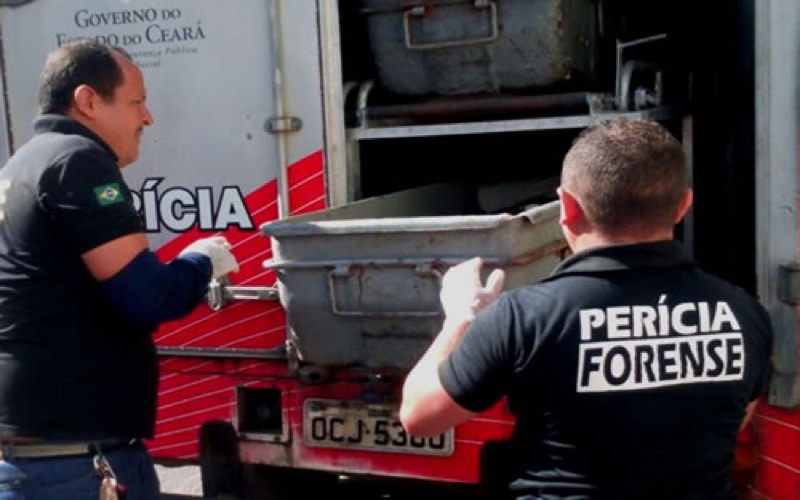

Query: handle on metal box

[328,263,443,317]
[404,1,499,50]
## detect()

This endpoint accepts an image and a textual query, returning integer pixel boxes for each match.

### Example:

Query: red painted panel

[150,151,325,458]
[755,457,800,500]
[287,150,326,215]
[753,403,800,499]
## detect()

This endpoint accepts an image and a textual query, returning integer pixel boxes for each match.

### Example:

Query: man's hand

[179,236,240,278]
[440,257,505,323]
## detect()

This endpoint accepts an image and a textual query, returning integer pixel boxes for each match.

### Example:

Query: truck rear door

[0,0,328,457]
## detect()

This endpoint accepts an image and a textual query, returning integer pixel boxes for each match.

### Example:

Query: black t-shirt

[0,115,157,440]
[440,241,773,499]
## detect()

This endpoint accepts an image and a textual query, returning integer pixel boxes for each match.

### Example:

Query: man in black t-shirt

[0,40,239,499]
[400,118,773,499]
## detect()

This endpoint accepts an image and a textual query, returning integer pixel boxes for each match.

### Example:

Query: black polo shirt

[440,241,773,499]
[0,115,157,440]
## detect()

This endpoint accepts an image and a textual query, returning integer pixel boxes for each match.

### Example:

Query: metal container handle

[404,1,499,50]
[328,263,444,317]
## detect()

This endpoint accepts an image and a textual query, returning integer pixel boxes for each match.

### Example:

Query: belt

[2,439,138,459]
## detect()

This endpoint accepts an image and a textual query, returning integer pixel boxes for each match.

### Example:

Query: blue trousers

[1,442,160,500]
[0,461,24,499]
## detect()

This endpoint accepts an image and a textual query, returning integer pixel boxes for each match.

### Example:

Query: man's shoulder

[34,130,103,154]
[11,129,105,166]
[500,279,567,312]
[28,132,115,176]
[694,268,767,310]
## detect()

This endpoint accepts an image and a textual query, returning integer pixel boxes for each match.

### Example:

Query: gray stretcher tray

[261,182,567,368]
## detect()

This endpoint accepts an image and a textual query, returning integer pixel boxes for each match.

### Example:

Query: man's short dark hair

[561,118,689,236]
[38,39,131,115]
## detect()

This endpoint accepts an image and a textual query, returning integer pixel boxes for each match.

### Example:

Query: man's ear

[557,187,584,228]
[71,84,97,117]
[674,188,693,223]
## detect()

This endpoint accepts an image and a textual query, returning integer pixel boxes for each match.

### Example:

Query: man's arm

[83,232,239,324]
[740,400,759,432]
[82,233,239,282]
[399,257,504,437]
[82,232,149,281]
[400,317,480,436]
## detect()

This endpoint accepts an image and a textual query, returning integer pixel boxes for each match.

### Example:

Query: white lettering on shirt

[576,296,745,392]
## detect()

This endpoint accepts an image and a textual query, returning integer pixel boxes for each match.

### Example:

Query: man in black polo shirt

[400,118,774,499]
[0,40,239,498]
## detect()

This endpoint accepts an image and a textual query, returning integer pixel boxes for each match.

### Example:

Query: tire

[199,420,244,499]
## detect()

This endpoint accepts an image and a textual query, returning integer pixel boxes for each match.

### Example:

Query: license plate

[303,398,454,456]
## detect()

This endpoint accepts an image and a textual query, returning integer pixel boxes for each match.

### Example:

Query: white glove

[179,236,240,279]
[440,257,505,323]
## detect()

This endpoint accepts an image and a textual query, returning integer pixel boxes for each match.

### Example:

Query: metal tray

[262,182,567,368]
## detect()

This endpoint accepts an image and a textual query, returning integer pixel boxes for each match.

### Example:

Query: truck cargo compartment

[262,182,567,368]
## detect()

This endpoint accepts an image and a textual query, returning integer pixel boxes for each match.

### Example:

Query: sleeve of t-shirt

[748,300,775,402]
[438,294,518,413]
[39,146,143,254]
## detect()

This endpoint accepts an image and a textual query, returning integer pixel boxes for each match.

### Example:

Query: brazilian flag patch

[94,183,124,206]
